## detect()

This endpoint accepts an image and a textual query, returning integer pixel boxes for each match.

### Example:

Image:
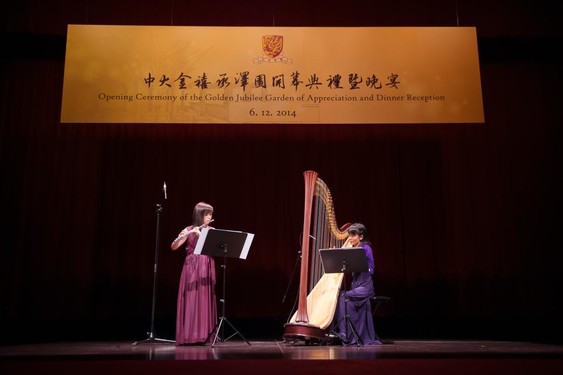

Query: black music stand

[194,228,254,347]
[320,247,368,346]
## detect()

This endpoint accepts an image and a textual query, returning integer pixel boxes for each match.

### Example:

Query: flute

[173,219,215,242]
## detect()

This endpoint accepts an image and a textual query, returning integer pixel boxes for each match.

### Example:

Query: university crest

[262,35,284,59]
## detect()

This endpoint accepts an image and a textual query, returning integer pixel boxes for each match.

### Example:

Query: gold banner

[61,25,484,124]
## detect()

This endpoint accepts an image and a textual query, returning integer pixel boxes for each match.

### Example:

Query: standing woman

[171,201,217,345]
[331,222,380,345]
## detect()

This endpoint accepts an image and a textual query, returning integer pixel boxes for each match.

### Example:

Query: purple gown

[175,226,217,345]
[331,243,380,345]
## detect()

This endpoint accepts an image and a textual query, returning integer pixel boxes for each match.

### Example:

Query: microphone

[163,181,167,200]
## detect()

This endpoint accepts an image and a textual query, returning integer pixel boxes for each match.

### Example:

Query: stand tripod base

[328,291,363,347]
[342,314,363,346]
[132,331,176,345]
[322,315,363,347]
[207,316,251,348]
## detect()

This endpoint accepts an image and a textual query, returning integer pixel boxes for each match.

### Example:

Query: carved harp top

[308,175,350,288]
[283,171,351,342]
[314,177,350,241]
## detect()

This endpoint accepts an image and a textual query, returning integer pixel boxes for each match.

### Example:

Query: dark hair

[348,223,370,245]
[192,201,213,226]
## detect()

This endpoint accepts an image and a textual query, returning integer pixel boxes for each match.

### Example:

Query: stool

[371,296,390,342]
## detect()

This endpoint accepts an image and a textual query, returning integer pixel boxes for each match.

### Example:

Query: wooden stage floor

[2,339,563,375]
[1,339,563,360]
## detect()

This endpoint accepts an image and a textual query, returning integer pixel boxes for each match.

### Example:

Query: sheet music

[193,227,254,259]
[241,232,254,259]
[193,227,209,255]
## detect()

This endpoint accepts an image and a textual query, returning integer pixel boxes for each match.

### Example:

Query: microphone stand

[282,234,305,321]
[282,248,301,304]
[283,249,301,323]
[133,198,175,345]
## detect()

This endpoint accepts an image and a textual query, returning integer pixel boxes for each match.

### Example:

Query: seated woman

[329,223,380,345]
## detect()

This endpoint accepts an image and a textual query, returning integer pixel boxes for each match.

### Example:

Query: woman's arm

[171,227,190,250]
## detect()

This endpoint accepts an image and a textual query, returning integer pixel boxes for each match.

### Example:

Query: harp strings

[308,178,348,291]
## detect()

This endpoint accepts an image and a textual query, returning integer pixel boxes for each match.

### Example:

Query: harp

[283,170,351,343]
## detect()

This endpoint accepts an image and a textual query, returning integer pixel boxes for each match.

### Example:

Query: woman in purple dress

[171,201,217,345]
[331,223,380,345]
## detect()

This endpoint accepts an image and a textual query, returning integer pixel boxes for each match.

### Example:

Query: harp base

[282,322,326,344]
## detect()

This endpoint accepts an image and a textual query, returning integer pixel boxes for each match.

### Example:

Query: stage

[2,339,562,374]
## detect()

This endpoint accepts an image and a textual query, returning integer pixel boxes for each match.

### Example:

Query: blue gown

[331,243,380,345]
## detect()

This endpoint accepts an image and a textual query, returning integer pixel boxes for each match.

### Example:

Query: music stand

[194,227,254,347]
[320,247,368,346]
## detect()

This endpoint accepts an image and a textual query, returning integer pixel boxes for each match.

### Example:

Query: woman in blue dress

[331,223,380,345]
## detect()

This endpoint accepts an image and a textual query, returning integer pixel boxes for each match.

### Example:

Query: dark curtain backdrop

[1,0,562,343]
